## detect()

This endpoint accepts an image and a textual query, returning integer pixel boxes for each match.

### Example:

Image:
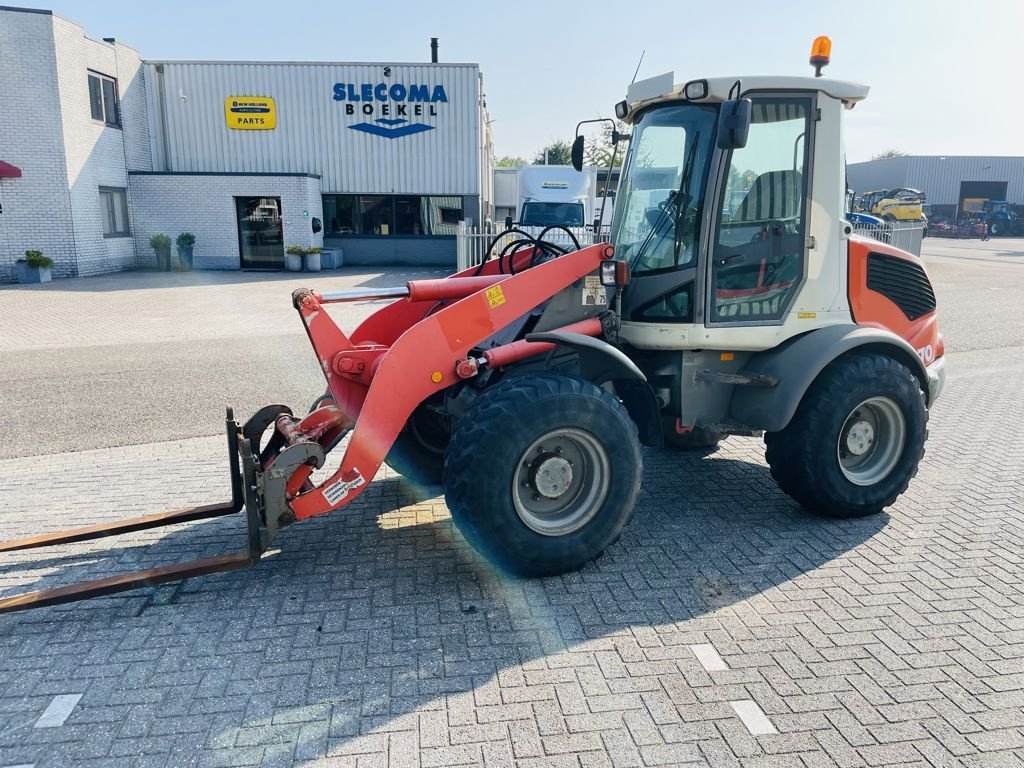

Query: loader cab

[608,75,868,350]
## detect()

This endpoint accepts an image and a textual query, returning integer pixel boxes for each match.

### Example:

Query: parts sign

[225,97,276,130]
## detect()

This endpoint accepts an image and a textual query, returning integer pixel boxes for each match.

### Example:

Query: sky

[9,0,1022,163]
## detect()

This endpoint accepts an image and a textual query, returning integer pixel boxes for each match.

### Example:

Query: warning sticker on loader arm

[582,276,607,306]
[486,285,506,308]
[323,471,365,506]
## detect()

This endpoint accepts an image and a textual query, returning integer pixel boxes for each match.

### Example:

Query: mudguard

[523,331,661,447]
[729,324,929,433]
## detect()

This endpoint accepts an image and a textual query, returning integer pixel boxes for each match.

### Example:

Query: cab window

[710,96,813,323]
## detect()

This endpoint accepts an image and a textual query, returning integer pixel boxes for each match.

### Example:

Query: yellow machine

[860,188,926,222]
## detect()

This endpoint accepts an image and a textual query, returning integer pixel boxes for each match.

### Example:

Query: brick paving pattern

[0,245,1022,766]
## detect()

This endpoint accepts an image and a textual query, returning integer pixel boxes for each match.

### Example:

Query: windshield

[610,103,718,273]
[520,201,585,227]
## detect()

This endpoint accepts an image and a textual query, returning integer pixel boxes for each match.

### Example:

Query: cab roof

[623,73,870,122]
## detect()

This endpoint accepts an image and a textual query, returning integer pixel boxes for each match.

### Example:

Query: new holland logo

[332,82,447,140]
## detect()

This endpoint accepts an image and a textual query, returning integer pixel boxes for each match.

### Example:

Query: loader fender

[523,331,647,384]
[522,331,661,446]
[729,324,929,433]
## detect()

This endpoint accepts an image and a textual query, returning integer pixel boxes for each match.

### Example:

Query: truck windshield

[520,202,585,227]
[610,103,718,273]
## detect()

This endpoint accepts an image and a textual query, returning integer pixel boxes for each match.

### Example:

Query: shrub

[150,234,172,250]
[22,250,54,269]
[176,232,196,248]
[286,245,305,255]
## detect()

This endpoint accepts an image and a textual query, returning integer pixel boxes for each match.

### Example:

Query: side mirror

[717,98,752,150]
[571,135,584,171]
[504,215,513,231]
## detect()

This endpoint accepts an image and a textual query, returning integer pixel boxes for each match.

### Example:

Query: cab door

[706,95,815,325]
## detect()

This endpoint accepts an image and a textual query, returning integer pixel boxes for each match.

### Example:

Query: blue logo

[333,82,447,140]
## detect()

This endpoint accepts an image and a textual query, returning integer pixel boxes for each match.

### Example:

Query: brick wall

[128,173,323,269]
[0,9,76,281]
[53,16,149,277]
[0,9,151,282]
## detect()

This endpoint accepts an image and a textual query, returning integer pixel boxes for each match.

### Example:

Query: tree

[495,155,526,168]
[531,140,573,166]
[583,123,627,169]
[872,148,909,161]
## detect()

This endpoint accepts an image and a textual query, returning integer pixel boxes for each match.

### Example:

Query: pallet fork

[0,406,323,614]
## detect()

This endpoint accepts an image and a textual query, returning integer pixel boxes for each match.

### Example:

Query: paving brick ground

[0,240,1022,767]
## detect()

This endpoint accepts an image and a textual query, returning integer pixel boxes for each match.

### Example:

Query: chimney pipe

[430,37,438,63]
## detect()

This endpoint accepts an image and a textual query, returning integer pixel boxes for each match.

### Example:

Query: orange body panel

[288,244,611,521]
[847,236,943,363]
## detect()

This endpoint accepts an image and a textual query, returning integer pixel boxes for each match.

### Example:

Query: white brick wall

[0,9,149,281]
[0,9,75,281]
[128,173,323,269]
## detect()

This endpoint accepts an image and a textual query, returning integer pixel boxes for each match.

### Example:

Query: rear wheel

[764,353,927,517]
[444,374,642,576]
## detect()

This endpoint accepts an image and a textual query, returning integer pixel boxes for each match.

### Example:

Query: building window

[322,195,464,236]
[99,187,130,237]
[88,71,120,127]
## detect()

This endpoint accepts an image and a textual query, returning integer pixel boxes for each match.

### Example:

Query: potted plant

[15,250,53,284]
[304,245,321,272]
[285,245,304,272]
[175,232,196,270]
[150,234,172,271]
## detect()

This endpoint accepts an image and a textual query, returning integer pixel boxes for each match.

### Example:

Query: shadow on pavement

[0,448,887,764]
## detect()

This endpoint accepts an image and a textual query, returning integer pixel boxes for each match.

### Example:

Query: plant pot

[15,262,52,284]
[154,246,171,271]
[176,244,194,270]
[285,252,303,272]
[319,249,336,269]
[304,251,321,272]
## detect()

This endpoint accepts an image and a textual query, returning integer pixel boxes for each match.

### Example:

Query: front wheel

[990,220,1005,236]
[764,353,927,518]
[444,374,642,576]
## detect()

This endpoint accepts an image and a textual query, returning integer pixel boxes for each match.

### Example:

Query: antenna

[630,50,645,85]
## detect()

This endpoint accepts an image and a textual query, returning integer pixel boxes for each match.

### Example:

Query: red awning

[0,161,22,178]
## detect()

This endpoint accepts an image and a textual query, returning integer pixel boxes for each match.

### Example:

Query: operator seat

[734,170,802,223]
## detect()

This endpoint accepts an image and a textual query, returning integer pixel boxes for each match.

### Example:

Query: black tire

[385,404,448,486]
[444,374,642,576]
[764,353,927,518]
[990,220,1004,236]
[882,213,897,222]
[661,416,725,451]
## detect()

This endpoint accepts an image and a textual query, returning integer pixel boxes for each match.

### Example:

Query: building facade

[0,6,493,280]
[848,155,1024,217]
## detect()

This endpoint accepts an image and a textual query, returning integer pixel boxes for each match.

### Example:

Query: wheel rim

[512,427,611,536]
[837,396,906,486]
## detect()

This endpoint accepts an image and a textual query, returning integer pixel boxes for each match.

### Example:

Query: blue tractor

[980,200,1021,236]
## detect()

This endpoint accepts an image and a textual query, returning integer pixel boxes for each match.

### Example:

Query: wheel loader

[0,39,946,612]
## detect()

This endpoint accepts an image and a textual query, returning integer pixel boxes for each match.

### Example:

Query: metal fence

[456,223,607,271]
[850,221,925,256]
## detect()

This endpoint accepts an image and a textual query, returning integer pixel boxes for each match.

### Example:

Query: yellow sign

[486,285,506,308]
[225,97,276,130]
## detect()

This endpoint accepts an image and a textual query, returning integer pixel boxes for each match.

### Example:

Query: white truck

[494,165,601,233]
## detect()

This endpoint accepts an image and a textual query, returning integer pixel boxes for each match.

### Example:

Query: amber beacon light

[810,36,832,77]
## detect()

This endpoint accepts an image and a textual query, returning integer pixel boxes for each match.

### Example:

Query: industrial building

[847,155,1024,218]
[0,5,493,281]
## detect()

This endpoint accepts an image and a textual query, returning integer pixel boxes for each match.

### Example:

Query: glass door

[708,96,814,324]
[236,197,284,269]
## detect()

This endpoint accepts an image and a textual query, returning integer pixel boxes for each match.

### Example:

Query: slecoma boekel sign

[332,82,448,139]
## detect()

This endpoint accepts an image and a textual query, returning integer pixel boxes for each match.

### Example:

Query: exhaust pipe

[430,37,438,63]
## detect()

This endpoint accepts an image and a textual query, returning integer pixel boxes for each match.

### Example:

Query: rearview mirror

[717,98,752,150]
[571,135,584,171]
